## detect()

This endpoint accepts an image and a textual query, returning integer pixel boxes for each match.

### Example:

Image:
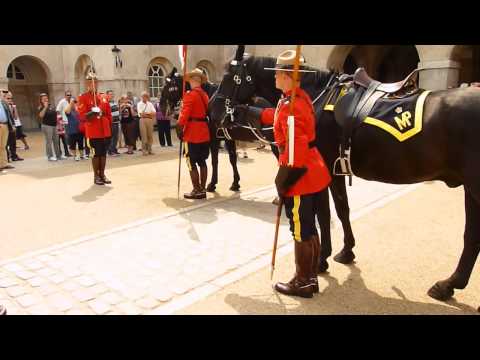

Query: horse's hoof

[333,249,355,264]
[318,260,329,274]
[428,280,455,301]
[230,184,240,192]
[206,184,216,193]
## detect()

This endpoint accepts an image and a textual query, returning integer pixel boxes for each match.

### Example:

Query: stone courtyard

[1,131,479,315]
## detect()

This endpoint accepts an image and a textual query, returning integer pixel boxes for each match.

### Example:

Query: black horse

[160,67,246,192]
[209,45,480,302]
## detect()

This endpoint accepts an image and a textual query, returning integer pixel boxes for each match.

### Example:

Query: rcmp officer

[177,68,211,200]
[259,50,332,298]
[77,71,113,185]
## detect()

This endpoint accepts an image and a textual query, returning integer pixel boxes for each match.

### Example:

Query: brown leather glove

[175,123,184,141]
[275,165,308,197]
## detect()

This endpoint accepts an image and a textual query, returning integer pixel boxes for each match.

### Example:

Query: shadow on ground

[224,265,478,315]
[13,149,181,180]
[72,184,113,203]
[162,194,283,226]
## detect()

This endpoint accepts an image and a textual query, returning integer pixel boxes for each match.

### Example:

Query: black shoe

[195,191,207,199]
[184,190,205,200]
[102,176,112,184]
[94,176,105,185]
[12,157,24,161]
[274,277,314,298]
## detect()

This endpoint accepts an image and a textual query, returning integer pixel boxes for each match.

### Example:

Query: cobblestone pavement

[0,179,413,315]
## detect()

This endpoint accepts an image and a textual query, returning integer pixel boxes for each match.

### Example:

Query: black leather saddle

[354,67,420,96]
[332,67,421,181]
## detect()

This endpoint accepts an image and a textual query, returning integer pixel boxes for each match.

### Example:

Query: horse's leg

[225,140,240,191]
[316,187,332,273]
[329,175,357,264]
[428,186,480,301]
[270,143,279,160]
[206,138,219,192]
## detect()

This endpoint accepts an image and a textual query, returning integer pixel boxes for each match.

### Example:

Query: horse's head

[208,45,258,127]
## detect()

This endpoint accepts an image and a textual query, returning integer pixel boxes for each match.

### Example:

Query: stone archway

[74,54,94,94]
[196,59,216,82]
[7,55,51,130]
[450,45,480,85]
[326,45,420,82]
[375,45,420,83]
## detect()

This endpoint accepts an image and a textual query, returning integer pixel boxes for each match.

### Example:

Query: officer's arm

[275,108,287,159]
[178,93,193,126]
[77,96,91,122]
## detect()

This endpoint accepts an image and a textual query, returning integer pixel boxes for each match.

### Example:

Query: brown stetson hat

[264,49,316,73]
[185,68,207,84]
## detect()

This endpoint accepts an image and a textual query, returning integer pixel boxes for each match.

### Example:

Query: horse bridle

[217,64,342,145]
[165,76,182,115]
[223,59,254,123]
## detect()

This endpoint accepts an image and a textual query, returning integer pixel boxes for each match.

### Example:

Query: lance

[177,45,188,199]
[271,45,303,281]
[89,61,100,119]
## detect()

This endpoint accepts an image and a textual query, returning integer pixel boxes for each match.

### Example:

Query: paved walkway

[0,178,411,315]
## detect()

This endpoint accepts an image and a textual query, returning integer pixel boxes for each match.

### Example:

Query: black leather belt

[189,117,207,122]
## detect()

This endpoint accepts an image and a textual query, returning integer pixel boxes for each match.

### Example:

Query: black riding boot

[275,240,315,298]
[199,166,208,194]
[310,235,320,293]
[184,168,205,199]
[92,157,104,185]
[100,156,111,184]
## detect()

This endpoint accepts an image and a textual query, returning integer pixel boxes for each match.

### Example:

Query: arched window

[7,64,25,80]
[148,63,166,98]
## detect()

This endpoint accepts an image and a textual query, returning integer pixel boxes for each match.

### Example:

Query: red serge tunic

[77,92,112,139]
[260,87,331,197]
[177,87,210,143]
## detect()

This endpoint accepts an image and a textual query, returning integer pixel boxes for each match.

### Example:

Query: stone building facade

[0,45,478,130]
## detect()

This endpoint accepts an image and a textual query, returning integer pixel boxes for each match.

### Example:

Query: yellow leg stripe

[184,142,192,171]
[292,195,302,242]
[87,138,95,156]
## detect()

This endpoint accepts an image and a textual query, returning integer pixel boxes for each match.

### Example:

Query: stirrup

[333,148,353,177]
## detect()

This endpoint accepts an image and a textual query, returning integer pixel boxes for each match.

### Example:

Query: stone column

[417,60,460,90]
[48,82,68,106]
[0,77,9,91]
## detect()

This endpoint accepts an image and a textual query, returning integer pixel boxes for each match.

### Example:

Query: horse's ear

[235,45,245,61]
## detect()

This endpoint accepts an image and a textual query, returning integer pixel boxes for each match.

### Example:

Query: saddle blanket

[324,87,432,142]
[361,90,431,142]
